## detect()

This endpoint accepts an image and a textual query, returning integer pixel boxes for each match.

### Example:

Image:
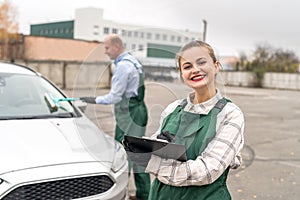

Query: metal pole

[202,20,207,42]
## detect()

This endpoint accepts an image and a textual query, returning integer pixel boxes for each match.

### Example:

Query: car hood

[0,116,116,174]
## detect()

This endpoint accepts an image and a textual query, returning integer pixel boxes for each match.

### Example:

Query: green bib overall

[114,59,150,200]
[114,59,148,142]
[149,98,231,200]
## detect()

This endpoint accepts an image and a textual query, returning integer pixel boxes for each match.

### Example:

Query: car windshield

[0,73,76,119]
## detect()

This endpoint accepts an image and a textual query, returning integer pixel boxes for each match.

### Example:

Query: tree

[241,43,300,87]
[269,49,299,73]
[238,51,248,71]
[0,0,20,61]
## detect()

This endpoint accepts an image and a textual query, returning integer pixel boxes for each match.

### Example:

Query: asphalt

[65,81,300,200]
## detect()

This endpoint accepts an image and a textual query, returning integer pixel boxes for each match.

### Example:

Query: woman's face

[179,46,219,91]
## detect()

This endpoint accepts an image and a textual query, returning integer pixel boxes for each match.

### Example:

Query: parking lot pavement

[65,81,300,200]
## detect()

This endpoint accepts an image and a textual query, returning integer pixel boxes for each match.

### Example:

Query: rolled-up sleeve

[146,104,244,187]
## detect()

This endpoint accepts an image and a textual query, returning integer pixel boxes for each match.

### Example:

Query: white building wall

[74,7,104,41]
[73,7,201,64]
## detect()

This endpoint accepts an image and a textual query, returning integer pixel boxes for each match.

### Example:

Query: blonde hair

[106,34,124,48]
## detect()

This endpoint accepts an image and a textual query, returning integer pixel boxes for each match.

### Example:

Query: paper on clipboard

[123,135,187,161]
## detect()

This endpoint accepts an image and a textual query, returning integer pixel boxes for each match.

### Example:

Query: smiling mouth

[191,74,206,81]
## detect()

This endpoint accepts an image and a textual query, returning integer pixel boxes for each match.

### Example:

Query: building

[30,7,201,66]
[2,35,111,89]
[23,35,105,62]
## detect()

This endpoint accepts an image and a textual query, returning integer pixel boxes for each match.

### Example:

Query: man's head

[104,34,125,60]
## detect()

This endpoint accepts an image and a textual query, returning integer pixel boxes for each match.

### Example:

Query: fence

[16,60,111,89]
[14,60,300,91]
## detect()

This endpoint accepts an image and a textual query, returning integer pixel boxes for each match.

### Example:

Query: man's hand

[80,97,96,104]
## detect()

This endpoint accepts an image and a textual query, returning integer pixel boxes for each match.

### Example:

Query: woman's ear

[215,61,220,73]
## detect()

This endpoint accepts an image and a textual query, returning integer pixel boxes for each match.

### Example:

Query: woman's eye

[182,65,192,70]
[196,61,206,66]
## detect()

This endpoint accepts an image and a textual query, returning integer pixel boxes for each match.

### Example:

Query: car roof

[0,62,38,76]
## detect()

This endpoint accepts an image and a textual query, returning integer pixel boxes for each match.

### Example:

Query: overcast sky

[11,0,300,58]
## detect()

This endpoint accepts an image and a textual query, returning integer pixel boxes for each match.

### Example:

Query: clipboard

[123,135,187,161]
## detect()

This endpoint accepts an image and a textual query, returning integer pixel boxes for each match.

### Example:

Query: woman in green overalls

[145,40,245,200]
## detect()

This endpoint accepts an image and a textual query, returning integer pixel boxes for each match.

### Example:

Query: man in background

[80,34,150,200]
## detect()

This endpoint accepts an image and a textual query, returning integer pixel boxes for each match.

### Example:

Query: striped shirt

[145,90,244,186]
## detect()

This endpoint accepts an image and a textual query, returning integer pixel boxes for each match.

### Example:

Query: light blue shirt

[95,52,142,104]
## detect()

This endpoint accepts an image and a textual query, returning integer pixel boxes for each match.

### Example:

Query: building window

[177,36,181,42]
[155,33,160,40]
[94,32,99,35]
[134,31,138,37]
[54,29,58,34]
[140,32,144,38]
[184,37,189,42]
[40,30,44,35]
[131,44,136,50]
[147,33,152,39]
[163,34,167,41]
[171,35,175,42]
[122,30,126,36]
[128,31,132,37]
[94,25,99,28]
[124,43,127,49]
[103,27,110,34]
[65,28,69,33]
[112,28,118,34]
[138,44,144,51]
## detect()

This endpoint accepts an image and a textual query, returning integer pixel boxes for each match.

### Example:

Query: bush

[239,43,299,87]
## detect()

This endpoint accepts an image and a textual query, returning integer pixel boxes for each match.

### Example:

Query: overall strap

[179,98,188,108]
[196,97,229,151]
[187,97,230,155]
[208,97,230,131]
[160,98,229,143]
[212,97,229,113]
[180,97,228,111]
[121,58,145,101]
[121,58,143,71]
[176,97,228,114]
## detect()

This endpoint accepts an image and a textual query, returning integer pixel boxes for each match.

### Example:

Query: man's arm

[96,63,130,104]
[81,63,130,105]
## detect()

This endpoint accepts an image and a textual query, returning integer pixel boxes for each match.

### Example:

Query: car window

[0,73,76,119]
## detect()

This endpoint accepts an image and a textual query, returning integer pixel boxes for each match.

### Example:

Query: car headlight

[111,141,128,173]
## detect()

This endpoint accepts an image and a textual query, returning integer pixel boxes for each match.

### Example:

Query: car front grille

[2,175,114,200]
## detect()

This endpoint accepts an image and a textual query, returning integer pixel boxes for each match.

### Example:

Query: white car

[0,62,128,200]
